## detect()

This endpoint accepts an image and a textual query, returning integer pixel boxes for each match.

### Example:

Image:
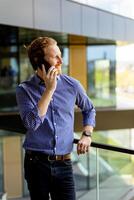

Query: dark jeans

[24,152,76,200]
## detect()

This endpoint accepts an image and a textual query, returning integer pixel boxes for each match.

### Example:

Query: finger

[53,69,58,79]
[84,145,89,153]
[41,64,47,76]
[85,145,89,152]
[50,68,58,79]
[48,70,57,82]
[47,66,55,76]
[77,143,82,155]
[81,145,87,154]
[81,143,89,154]
[78,143,86,154]
[47,67,57,79]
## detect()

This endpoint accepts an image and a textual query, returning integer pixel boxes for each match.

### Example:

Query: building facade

[1,0,134,198]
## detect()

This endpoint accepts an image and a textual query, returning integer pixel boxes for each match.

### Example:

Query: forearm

[38,89,54,116]
[83,125,94,133]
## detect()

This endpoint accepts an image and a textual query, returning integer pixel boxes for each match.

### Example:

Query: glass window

[87,45,116,108]
[116,43,134,109]
[59,46,69,75]
[0,24,69,111]
[19,44,33,82]
[0,25,19,111]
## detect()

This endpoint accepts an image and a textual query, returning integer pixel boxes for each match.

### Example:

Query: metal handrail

[1,112,134,155]
[73,138,134,155]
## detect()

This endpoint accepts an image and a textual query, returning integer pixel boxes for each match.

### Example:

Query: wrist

[82,130,92,137]
[45,88,55,95]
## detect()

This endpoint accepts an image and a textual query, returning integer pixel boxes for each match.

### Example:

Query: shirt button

[56,135,58,138]
[51,98,53,101]
[52,110,55,113]
[54,122,56,126]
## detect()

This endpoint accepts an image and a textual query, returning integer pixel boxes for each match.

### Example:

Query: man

[16,37,96,200]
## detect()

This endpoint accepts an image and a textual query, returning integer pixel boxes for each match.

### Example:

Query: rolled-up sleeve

[75,81,96,127]
[16,86,45,131]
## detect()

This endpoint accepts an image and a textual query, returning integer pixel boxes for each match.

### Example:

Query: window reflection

[0,24,69,111]
[0,25,19,111]
[19,45,33,82]
[0,43,19,90]
[116,43,134,109]
[0,59,18,89]
[87,45,116,108]
[59,46,69,75]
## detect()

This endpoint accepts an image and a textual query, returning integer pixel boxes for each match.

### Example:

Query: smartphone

[39,58,51,73]
[37,57,51,73]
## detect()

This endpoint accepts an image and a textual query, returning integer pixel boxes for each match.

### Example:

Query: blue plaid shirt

[16,74,96,155]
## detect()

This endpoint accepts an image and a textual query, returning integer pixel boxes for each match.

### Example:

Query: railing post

[96,148,99,200]
[87,151,90,190]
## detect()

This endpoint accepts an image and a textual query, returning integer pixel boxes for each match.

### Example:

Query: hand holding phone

[41,65,57,92]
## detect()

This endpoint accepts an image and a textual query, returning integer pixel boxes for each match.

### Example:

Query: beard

[55,65,62,75]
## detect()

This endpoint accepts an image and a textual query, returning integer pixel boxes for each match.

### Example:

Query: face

[44,44,62,75]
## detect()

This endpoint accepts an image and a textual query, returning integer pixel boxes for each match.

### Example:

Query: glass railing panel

[93,129,134,149]
[72,145,97,200]
[0,130,134,199]
[98,148,134,200]
[73,137,134,200]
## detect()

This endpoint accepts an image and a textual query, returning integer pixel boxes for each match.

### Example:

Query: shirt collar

[36,74,45,85]
[32,74,42,86]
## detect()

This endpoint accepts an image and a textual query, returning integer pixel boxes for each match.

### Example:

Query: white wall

[0,0,33,28]
[0,0,134,41]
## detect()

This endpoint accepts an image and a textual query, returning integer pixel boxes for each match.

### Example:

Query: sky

[72,0,134,19]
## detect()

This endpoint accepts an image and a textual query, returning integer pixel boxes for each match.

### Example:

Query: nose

[58,56,62,64]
